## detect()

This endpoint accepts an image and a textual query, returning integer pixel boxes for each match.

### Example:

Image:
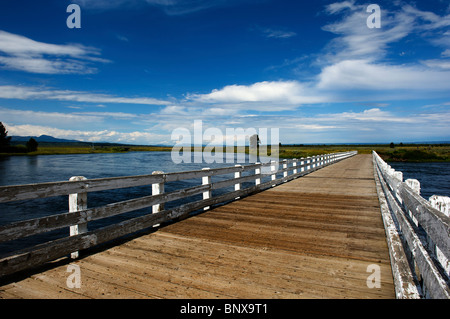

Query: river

[388,161,450,199]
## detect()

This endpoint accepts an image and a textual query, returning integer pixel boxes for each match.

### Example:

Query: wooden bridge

[0,151,448,299]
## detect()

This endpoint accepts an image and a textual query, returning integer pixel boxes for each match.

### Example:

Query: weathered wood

[0,183,211,244]
[0,154,396,299]
[69,176,88,259]
[0,174,163,203]
[373,151,450,299]
[429,196,450,278]
[399,184,450,261]
[0,165,254,204]
[429,195,450,218]
[0,151,357,279]
[373,160,421,298]
[0,180,266,277]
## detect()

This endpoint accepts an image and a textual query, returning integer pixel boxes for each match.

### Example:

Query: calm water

[0,151,268,223]
[0,152,448,256]
[388,161,450,199]
[0,152,273,255]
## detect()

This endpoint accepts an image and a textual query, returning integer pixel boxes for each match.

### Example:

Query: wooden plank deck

[0,154,395,299]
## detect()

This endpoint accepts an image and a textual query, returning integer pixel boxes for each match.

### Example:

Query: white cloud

[188,2,450,112]
[324,108,417,123]
[159,105,188,115]
[0,85,169,105]
[317,59,450,91]
[0,107,103,127]
[5,123,165,145]
[189,81,327,109]
[296,124,338,130]
[0,30,109,74]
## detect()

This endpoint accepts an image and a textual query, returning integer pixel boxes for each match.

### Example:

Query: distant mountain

[10,135,82,143]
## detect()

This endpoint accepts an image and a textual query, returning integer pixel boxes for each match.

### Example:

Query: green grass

[0,145,173,156]
[277,144,450,162]
[1,143,449,163]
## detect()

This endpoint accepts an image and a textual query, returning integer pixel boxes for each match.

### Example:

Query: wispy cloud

[116,34,129,42]
[320,3,412,63]
[74,0,245,15]
[0,30,109,74]
[0,85,169,105]
[259,27,296,39]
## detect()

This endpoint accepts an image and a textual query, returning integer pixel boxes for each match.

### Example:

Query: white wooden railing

[0,151,357,277]
[372,151,450,299]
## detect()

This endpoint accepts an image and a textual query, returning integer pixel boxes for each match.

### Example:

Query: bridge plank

[0,154,395,299]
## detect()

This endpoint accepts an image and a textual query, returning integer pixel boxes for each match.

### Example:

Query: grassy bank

[0,145,173,156]
[277,144,450,162]
[1,143,449,163]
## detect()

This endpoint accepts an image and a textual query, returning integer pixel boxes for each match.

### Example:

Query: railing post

[300,158,305,172]
[406,179,421,195]
[69,176,88,259]
[271,160,277,186]
[429,195,450,217]
[235,165,242,199]
[405,179,420,226]
[393,171,403,203]
[293,159,297,175]
[202,168,211,210]
[429,195,450,277]
[255,162,261,186]
[152,171,165,227]
[283,159,288,179]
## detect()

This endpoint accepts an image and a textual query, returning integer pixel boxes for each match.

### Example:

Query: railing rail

[372,151,450,299]
[0,151,357,277]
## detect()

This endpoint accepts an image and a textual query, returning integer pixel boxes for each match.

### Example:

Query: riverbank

[0,145,173,156]
[277,144,450,163]
[1,143,449,162]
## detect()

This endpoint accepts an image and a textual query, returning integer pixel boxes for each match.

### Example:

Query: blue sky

[0,0,449,145]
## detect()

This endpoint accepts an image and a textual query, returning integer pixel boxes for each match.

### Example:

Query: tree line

[0,122,38,153]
